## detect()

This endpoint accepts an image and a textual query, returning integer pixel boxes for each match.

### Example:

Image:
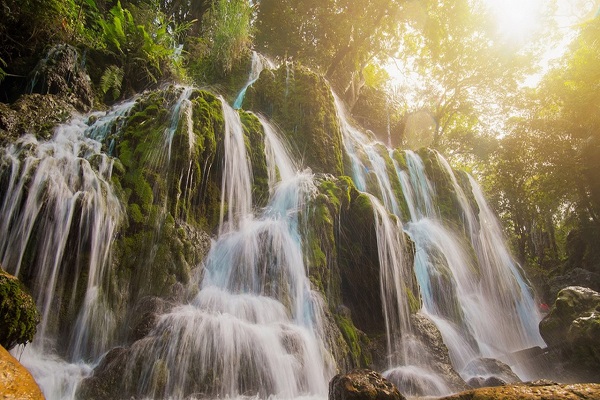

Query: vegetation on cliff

[0,269,40,350]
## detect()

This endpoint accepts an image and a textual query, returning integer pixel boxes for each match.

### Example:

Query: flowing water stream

[335,94,545,395]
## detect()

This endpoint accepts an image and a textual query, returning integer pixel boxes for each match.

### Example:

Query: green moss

[245,64,344,176]
[109,87,224,304]
[391,149,407,171]
[0,269,40,350]
[405,286,421,314]
[334,314,372,367]
[128,203,144,224]
[240,111,269,207]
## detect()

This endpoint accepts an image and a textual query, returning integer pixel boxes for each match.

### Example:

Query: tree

[390,0,553,155]
[484,16,600,272]
[254,0,405,99]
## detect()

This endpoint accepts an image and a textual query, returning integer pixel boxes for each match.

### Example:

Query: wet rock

[404,313,468,392]
[440,380,600,399]
[0,345,44,400]
[467,376,507,389]
[463,357,521,388]
[329,369,406,400]
[127,296,175,342]
[76,347,132,400]
[0,269,40,350]
[539,286,600,347]
[539,286,600,381]
[28,44,94,112]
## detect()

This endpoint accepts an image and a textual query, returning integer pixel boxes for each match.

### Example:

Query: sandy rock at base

[0,345,44,400]
[439,380,600,400]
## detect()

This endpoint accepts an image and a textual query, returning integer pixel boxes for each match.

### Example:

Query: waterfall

[218,98,254,234]
[0,102,132,396]
[233,51,274,110]
[334,92,544,394]
[399,150,545,376]
[0,77,547,399]
[120,104,333,398]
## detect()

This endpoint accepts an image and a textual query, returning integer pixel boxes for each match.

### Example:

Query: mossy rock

[334,313,372,368]
[239,110,269,208]
[540,286,600,370]
[245,63,344,176]
[0,93,74,144]
[109,87,222,312]
[337,184,384,334]
[0,269,40,350]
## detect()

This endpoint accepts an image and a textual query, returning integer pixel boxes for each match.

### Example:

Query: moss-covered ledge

[245,64,344,176]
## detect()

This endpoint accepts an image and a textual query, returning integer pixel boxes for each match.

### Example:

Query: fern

[100,65,124,100]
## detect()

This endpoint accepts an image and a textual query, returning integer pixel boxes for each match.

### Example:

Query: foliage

[97,1,189,97]
[391,0,552,155]
[254,0,404,94]
[483,17,600,274]
[100,64,124,100]
[202,0,253,73]
[0,269,40,350]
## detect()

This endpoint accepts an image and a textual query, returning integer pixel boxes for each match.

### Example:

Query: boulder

[462,357,521,388]
[0,345,45,400]
[75,347,132,400]
[440,380,600,400]
[539,286,600,381]
[383,313,467,395]
[329,369,406,400]
[539,286,600,347]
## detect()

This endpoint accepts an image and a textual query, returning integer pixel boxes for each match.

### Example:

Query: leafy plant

[100,64,124,100]
[203,0,253,73]
[96,1,191,96]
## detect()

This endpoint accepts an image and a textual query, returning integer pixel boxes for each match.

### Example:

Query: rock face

[0,269,40,350]
[29,44,94,112]
[399,313,468,393]
[329,369,406,400]
[440,381,600,400]
[0,94,74,144]
[0,345,45,400]
[539,286,600,381]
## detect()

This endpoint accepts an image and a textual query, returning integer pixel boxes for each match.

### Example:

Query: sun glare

[484,0,544,42]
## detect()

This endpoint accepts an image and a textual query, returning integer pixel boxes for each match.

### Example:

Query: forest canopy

[0,0,599,286]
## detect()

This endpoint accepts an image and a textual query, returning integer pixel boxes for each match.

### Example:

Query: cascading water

[334,92,544,395]
[233,51,274,110]
[0,102,133,398]
[119,101,333,399]
[335,95,442,395]
[401,151,544,376]
[0,59,549,398]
